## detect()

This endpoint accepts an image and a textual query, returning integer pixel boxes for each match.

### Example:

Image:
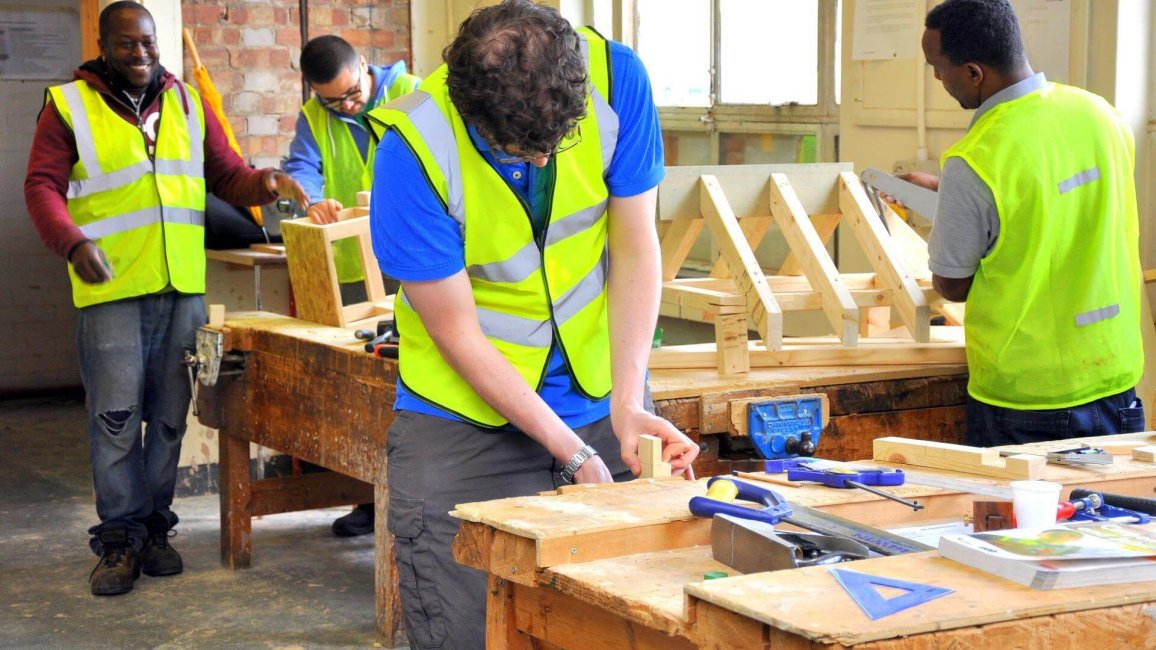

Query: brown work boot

[89,529,140,596]
[139,512,183,577]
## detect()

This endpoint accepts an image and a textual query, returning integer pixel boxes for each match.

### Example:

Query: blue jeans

[965,388,1144,448]
[78,293,205,553]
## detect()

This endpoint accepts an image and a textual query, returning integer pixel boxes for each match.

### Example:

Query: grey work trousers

[386,409,634,650]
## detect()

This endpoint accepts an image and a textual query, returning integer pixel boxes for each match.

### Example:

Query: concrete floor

[0,394,391,649]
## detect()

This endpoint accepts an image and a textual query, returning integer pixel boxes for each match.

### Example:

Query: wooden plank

[709,216,772,279]
[658,163,853,222]
[248,472,374,516]
[486,575,536,650]
[778,213,841,277]
[699,175,783,349]
[839,172,931,342]
[659,212,704,281]
[684,551,1156,647]
[873,437,1046,480]
[648,333,965,370]
[714,312,750,375]
[373,483,405,648]
[281,217,344,327]
[769,173,859,345]
[218,429,252,569]
[511,581,696,650]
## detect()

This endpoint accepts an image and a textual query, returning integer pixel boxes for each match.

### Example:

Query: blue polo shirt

[370,39,664,428]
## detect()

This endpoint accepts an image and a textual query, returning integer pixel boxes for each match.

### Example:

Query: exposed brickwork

[181,1,412,169]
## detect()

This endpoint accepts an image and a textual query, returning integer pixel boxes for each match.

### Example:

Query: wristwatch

[560,445,598,484]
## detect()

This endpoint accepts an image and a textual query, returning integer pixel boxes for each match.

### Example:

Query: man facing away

[910,0,1144,446]
[365,1,699,647]
[285,34,421,537]
[24,1,308,596]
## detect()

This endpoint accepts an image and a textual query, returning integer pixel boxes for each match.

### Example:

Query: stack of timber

[653,163,965,375]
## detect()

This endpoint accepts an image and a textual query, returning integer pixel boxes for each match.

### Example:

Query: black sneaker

[140,512,183,577]
[332,503,375,537]
[90,529,140,596]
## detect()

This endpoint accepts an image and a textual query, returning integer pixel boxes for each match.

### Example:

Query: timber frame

[654,163,965,374]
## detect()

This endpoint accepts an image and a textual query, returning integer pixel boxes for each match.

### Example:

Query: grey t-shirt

[927,73,1049,279]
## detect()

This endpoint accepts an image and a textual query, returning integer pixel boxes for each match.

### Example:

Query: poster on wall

[0,7,80,80]
[851,0,923,61]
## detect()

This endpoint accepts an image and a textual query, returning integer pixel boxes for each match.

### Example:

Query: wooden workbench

[452,435,1156,649]
[194,313,968,646]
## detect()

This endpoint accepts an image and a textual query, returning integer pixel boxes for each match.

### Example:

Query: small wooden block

[873,436,1046,480]
[1131,445,1156,462]
[972,500,1015,532]
[1083,440,1147,455]
[355,191,372,207]
[638,434,663,468]
[337,207,370,221]
[208,304,226,328]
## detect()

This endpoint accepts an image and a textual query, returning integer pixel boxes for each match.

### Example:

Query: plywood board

[873,437,1045,480]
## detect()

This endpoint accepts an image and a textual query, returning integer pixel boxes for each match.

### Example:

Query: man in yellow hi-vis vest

[286,35,420,304]
[366,1,699,646]
[905,0,1144,447]
[286,35,421,539]
[24,2,307,597]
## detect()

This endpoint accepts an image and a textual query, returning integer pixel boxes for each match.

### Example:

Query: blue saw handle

[689,477,794,526]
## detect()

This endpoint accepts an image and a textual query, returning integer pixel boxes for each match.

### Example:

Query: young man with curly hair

[366,0,698,645]
[909,0,1144,446]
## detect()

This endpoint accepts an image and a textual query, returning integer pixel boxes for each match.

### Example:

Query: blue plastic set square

[829,569,953,620]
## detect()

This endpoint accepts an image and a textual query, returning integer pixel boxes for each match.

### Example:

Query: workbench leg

[375,483,406,648]
[486,575,536,650]
[219,430,252,568]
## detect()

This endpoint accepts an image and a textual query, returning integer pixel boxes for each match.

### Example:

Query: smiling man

[913,0,1144,446]
[24,1,307,596]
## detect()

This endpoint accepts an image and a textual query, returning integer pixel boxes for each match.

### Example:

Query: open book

[938,522,1156,590]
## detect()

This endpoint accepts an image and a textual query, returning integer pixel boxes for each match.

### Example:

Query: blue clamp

[689,476,794,527]
[748,396,824,460]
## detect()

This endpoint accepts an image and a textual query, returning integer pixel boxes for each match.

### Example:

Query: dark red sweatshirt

[24,61,278,260]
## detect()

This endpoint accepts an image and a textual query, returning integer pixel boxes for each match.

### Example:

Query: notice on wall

[852,0,923,61]
[0,8,79,80]
[1015,0,1070,84]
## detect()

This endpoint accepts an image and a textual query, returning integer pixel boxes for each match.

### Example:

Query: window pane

[719,0,818,105]
[720,132,817,165]
[662,131,713,166]
[637,0,711,107]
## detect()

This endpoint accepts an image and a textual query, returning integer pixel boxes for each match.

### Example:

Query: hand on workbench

[69,240,113,284]
[614,409,699,480]
[265,170,311,211]
[572,455,615,484]
[307,198,343,225]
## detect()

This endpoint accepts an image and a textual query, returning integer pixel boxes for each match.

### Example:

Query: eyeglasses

[493,124,582,165]
[317,66,364,110]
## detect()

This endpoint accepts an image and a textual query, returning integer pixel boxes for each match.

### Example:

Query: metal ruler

[781,504,934,556]
[899,470,1014,500]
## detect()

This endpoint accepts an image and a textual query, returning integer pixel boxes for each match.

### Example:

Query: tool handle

[855,469,906,487]
[688,496,788,527]
[1069,489,1156,515]
[787,467,851,488]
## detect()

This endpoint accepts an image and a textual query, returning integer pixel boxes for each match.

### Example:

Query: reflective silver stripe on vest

[79,206,205,240]
[393,91,465,224]
[467,242,540,283]
[67,159,205,199]
[1058,167,1100,194]
[176,80,204,165]
[477,306,554,348]
[399,290,553,348]
[60,82,102,176]
[553,248,608,325]
[591,89,618,172]
[467,200,608,282]
[1074,303,1119,327]
[546,200,607,247]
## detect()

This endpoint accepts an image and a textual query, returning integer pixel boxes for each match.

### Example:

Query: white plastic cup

[1009,480,1062,529]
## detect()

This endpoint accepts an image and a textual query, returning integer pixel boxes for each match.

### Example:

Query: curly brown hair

[443,0,588,157]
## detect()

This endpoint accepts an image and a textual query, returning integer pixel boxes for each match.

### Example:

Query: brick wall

[181,0,412,170]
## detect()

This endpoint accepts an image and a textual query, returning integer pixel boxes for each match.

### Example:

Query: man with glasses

[365,1,699,647]
[286,36,419,538]
[287,34,419,295]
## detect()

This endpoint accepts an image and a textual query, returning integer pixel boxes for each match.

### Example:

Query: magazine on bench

[937,522,1156,590]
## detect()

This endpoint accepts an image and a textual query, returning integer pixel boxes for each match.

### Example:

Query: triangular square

[829,568,953,620]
